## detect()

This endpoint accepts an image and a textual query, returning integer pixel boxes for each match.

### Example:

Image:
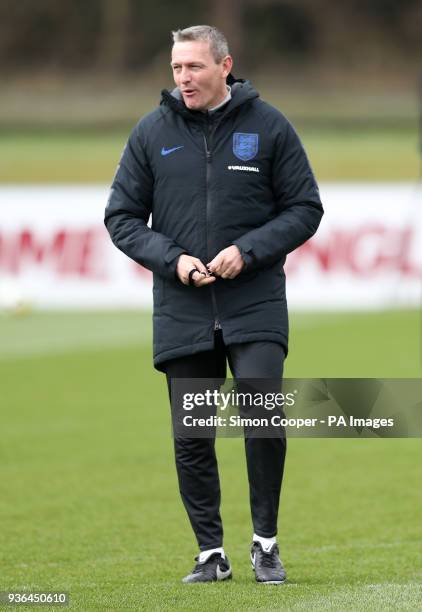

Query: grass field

[0,125,419,184]
[1,310,421,610]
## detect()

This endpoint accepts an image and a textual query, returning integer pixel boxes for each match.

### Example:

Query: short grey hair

[172,25,229,63]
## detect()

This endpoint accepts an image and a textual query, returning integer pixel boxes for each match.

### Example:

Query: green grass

[0,310,421,610]
[0,126,419,183]
[0,131,126,184]
[302,127,419,183]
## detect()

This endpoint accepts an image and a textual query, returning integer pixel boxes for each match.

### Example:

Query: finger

[192,258,209,275]
[206,256,220,273]
[221,266,237,279]
[217,262,231,276]
[185,267,199,286]
[181,268,191,285]
[226,265,240,278]
[193,270,206,285]
[190,269,204,286]
[210,262,224,275]
[195,274,216,287]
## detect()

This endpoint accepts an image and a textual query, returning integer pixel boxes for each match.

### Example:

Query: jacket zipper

[203,129,221,331]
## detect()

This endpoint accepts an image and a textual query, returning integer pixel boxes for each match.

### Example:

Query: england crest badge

[233,132,259,161]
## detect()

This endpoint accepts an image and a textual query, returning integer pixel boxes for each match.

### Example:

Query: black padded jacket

[104,76,324,370]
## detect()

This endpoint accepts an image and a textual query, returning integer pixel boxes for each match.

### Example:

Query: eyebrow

[170,61,205,67]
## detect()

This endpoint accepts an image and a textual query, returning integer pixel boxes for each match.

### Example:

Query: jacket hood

[160,73,259,120]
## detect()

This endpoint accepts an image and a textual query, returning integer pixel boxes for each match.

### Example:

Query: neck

[206,85,232,113]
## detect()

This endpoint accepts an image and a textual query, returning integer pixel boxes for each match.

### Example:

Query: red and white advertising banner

[0,184,421,310]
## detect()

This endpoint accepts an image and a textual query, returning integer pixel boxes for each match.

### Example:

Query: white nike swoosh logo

[251,553,256,567]
[216,563,232,580]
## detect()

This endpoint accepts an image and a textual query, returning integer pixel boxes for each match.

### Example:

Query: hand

[176,254,216,287]
[207,245,245,279]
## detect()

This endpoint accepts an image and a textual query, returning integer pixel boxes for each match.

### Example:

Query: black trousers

[163,331,286,551]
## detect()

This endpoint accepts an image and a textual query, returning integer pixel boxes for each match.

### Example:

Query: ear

[221,55,233,78]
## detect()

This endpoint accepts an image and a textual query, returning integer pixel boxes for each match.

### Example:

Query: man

[104,25,323,584]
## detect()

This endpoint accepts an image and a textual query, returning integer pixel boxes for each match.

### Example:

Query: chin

[184,97,202,110]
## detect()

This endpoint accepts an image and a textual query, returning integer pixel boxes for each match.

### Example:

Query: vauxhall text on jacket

[104,77,324,369]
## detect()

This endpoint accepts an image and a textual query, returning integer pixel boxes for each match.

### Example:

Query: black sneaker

[251,541,286,584]
[182,552,232,583]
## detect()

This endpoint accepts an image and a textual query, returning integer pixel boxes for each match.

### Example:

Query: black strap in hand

[188,268,198,286]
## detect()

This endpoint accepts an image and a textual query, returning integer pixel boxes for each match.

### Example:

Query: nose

[180,67,192,83]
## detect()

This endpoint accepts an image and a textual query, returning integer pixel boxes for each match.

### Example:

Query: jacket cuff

[164,247,187,279]
[233,240,254,271]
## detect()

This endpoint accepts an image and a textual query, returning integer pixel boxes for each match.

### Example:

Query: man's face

[171,40,232,111]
